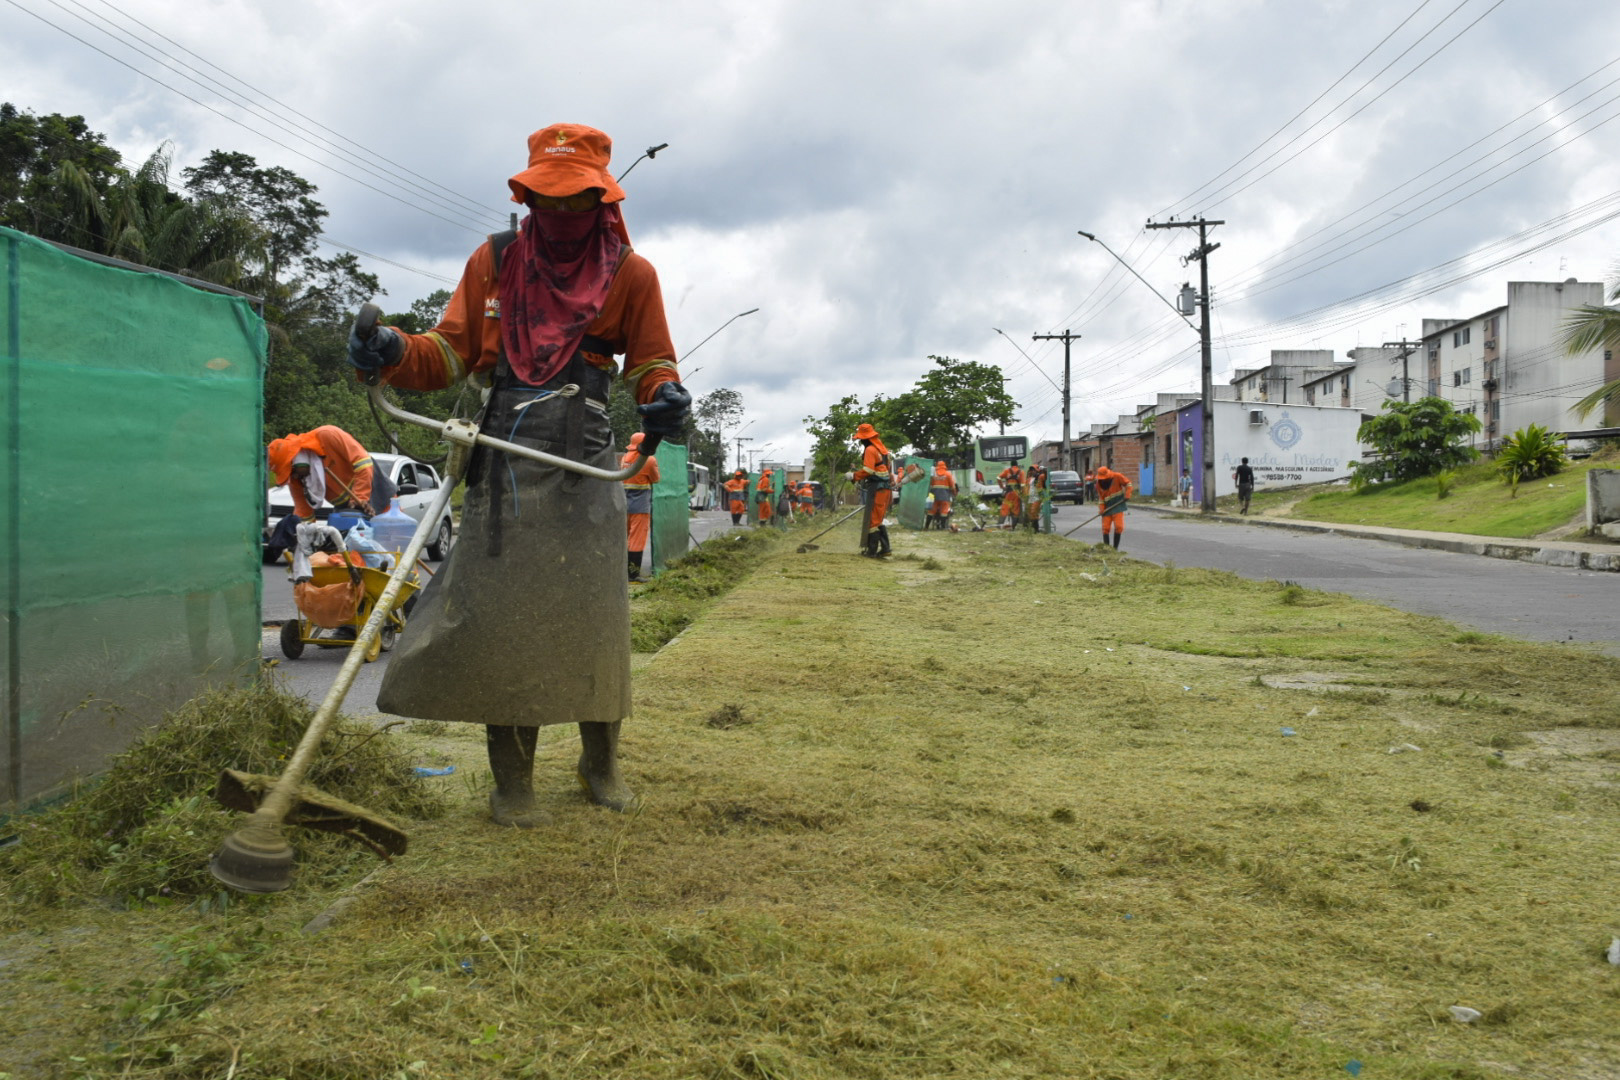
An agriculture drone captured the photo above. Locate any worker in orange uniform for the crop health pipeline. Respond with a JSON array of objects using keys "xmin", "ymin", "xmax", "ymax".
[
  {"xmin": 1024, "ymin": 463, "xmax": 1048, "ymax": 532},
  {"xmin": 723, "ymin": 469, "xmax": 749, "ymax": 526},
  {"xmin": 796, "ymin": 479, "xmax": 817, "ymax": 518},
  {"xmin": 267, "ymin": 424, "xmax": 396, "ymax": 522},
  {"xmin": 1094, "ymin": 464, "xmax": 1132, "ymax": 549},
  {"xmin": 345, "ymin": 122, "xmax": 687, "ymax": 827},
  {"xmin": 997, "ymin": 462, "xmax": 1024, "ymax": 529},
  {"xmin": 926, "ymin": 460, "xmax": 957, "ymax": 530},
  {"xmin": 755, "ymin": 467, "xmax": 776, "ymax": 526},
  {"xmin": 622, "ymin": 432, "xmax": 660, "ymax": 581},
  {"xmin": 850, "ymin": 422, "xmax": 894, "ymax": 557}
]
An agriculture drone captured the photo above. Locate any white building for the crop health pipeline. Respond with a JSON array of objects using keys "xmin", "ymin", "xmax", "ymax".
[
  {"xmin": 1421, "ymin": 280, "xmax": 1612, "ymax": 447},
  {"xmin": 1230, "ymin": 349, "xmax": 1339, "ymax": 405},
  {"xmin": 1173, "ymin": 399, "xmax": 1364, "ymax": 502}
]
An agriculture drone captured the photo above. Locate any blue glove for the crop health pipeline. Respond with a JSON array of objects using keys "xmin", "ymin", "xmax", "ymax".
[
  {"xmin": 347, "ymin": 324, "xmax": 405, "ymax": 371},
  {"xmin": 636, "ymin": 380, "xmax": 692, "ymax": 438}
]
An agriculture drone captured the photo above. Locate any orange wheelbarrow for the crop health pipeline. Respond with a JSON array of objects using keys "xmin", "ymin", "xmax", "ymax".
[{"xmin": 278, "ymin": 558, "xmax": 419, "ymax": 663}]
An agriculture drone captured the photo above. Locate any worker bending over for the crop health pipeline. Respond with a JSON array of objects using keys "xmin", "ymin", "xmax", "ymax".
[
  {"xmin": 1094, "ymin": 465, "xmax": 1131, "ymax": 549},
  {"xmin": 851, "ymin": 422, "xmax": 894, "ymax": 557},
  {"xmin": 622, "ymin": 432, "xmax": 660, "ymax": 581},
  {"xmin": 267, "ymin": 424, "xmax": 397, "ymax": 523},
  {"xmin": 346, "ymin": 122, "xmax": 687, "ymax": 827}
]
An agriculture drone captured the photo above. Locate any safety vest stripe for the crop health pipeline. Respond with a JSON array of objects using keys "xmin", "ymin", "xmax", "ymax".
[
  {"xmin": 1102, "ymin": 493, "xmax": 1127, "ymax": 515},
  {"xmin": 424, "ymin": 331, "xmax": 465, "ymax": 385}
]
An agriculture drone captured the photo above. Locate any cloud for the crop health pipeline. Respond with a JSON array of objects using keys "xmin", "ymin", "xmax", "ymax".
[{"xmin": 4, "ymin": 0, "xmax": 1617, "ymax": 462}]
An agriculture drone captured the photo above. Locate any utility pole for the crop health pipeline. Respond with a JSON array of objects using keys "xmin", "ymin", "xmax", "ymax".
[
  {"xmin": 1382, "ymin": 339, "xmax": 1422, "ymax": 403},
  {"xmin": 1145, "ymin": 216, "xmax": 1224, "ymax": 512},
  {"xmin": 735, "ymin": 436, "xmax": 752, "ymax": 471},
  {"xmin": 1032, "ymin": 330, "xmax": 1080, "ymax": 470}
]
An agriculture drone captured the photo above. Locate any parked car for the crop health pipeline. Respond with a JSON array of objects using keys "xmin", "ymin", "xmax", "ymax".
[
  {"xmin": 264, "ymin": 452, "xmax": 455, "ymax": 562},
  {"xmin": 1048, "ymin": 470, "xmax": 1083, "ymax": 504}
]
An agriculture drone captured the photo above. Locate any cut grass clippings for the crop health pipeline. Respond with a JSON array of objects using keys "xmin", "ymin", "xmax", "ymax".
[
  {"xmin": 631, "ymin": 524, "xmax": 789, "ymax": 651},
  {"xmin": 5, "ymin": 526, "xmax": 1619, "ymax": 1079}
]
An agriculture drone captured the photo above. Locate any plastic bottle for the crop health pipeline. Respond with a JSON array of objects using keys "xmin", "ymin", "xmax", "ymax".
[{"xmin": 371, "ymin": 498, "xmax": 418, "ymax": 557}]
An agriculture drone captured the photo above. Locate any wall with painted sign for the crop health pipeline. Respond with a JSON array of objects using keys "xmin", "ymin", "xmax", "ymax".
[{"xmin": 1176, "ymin": 400, "xmax": 1362, "ymax": 502}]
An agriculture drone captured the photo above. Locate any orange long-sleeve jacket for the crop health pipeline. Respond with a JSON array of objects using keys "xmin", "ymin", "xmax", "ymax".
[
  {"xmin": 375, "ymin": 240, "xmax": 678, "ymax": 406},
  {"xmin": 621, "ymin": 448, "xmax": 661, "ymax": 490},
  {"xmin": 853, "ymin": 444, "xmax": 892, "ymax": 484},
  {"xmin": 268, "ymin": 425, "xmax": 377, "ymax": 521}
]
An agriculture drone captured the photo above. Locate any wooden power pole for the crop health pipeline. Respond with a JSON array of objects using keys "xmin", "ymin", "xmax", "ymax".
[{"xmin": 1031, "ymin": 330, "xmax": 1079, "ymax": 470}]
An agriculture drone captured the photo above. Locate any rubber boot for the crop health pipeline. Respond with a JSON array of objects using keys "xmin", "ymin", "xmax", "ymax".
[
  {"xmin": 629, "ymin": 550, "xmax": 643, "ymax": 582},
  {"xmin": 877, "ymin": 525, "xmax": 892, "ymax": 557},
  {"xmin": 577, "ymin": 720, "xmax": 634, "ymax": 810},
  {"xmin": 864, "ymin": 530, "xmax": 880, "ymax": 558},
  {"xmin": 731, "ymin": 512, "xmax": 741, "ymax": 525},
  {"xmin": 1111, "ymin": 531, "xmax": 1121, "ymax": 550},
  {"xmin": 486, "ymin": 724, "xmax": 549, "ymax": 828}
]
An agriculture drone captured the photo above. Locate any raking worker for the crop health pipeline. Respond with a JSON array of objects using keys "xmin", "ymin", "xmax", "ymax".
[
  {"xmin": 345, "ymin": 122, "xmax": 688, "ymax": 827},
  {"xmin": 1094, "ymin": 464, "xmax": 1132, "ymax": 550}
]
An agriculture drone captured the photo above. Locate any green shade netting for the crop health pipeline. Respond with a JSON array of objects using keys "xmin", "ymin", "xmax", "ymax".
[
  {"xmin": 895, "ymin": 455, "xmax": 933, "ymax": 530},
  {"xmin": 648, "ymin": 440, "xmax": 689, "ymax": 572},
  {"xmin": 2, "ymin": 227, "xmax": 266, "ymax": 809}
]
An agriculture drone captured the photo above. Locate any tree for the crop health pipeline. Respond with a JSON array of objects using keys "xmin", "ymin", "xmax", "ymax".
[
  {"xmin": 1560, "ymin": 291, "xmax": 1620, "ymax": 426},
  {"xmin": 182, "ymin": 150, "xmax": 327, "ymax": 298},
  {"xmin": 1350, "ymin": 397, "xmax": 1481, "ymax": 487},
  {"xmin": 1495, "ymin": 423, "xmax": 1566, "ymax": 496},
  {"xmin": 0, "ymin": 103, "xmax": 123, "ymax": 245},
  {"xmin": 867, "ymin": 355, "xmax": 1018, "ymax": 453},
  {"xmin": 693, "ymin": 387, "xmax": 745, "ymax": 477}
]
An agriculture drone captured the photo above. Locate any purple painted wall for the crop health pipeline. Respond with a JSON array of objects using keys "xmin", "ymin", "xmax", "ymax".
[{"xmin": 1177, "ymin": 403, "xmax": 1205, "ymax": 503}]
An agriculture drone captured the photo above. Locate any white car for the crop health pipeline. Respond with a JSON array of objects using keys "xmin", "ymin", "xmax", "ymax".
[{"xmin": 264, "ymin": 452, "xmax": 455, "ymax": 562}]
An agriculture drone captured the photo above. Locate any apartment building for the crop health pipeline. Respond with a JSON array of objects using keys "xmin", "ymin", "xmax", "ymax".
[
  {"xmin": 1230, "ymin": 349, "xmax": 1338, "ymax": 404},
  {"xmin": 1301, "ymin": 346, "xmax": 1412, "ymax": 415},
  {"xmin": 1421, "ymin": 280, "xmax": 1609, "ymax": 447}
]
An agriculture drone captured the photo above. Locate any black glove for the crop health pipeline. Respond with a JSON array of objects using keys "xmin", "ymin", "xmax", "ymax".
[
  {"xmin": 636, "ymin": 380, "xmax": 692, "ymax": 438},
  {"xmin": 347, "ymin": 324, "xmax": 405, "ymax": 372}
]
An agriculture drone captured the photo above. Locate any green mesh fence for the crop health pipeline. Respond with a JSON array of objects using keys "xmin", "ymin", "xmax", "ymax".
[
  {"xmin": 895, "ymin": 455, "xmax": 932, "ymax": 530},
  {"xmin": 2, "ymin": 228, "xmax": 267, "ymax": 811},
  {"xmin": 648, "ymin": 440, "xmax": 688, "ymax": 573}
]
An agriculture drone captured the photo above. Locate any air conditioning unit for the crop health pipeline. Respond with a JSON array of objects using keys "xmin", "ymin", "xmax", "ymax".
[{"xmin": 1248, "ymin": 410, "xmax": 1266, "ymax": 426}]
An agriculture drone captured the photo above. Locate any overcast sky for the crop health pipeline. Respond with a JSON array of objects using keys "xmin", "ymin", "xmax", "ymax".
[{"xmin": 5, "ymin": 0, "xmax": 1619, "ymax": 467}]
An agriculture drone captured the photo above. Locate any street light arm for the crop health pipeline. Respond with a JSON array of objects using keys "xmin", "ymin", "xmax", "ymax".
[
  {"xmin": 1077, "ymin": 231, "xmax": 1199, "ymax": 334},
  {"xmin": 683, "ymin": 308, "xmax": 760, "ymax": 362}
]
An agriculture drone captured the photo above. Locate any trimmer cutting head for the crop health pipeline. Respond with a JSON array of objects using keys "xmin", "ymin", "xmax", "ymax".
[{"xmin": 210, "ymin": 820, "xmax": 295, "ymax": 894}]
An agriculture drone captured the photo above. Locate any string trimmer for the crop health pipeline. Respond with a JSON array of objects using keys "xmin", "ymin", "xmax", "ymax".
[
  {"xmin": 796, "ymin": 506, "xmax": 863, "ymax": 552},
  {"xmin": 209, "ymin": 304, "xmax": 662, "ymax": 894}
]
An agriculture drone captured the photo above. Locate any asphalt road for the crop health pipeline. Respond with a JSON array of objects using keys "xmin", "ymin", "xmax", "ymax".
[
  {"xmin": 260, "ymin": 509, "xmax": 745, "ymax": 713},
  {"xmin": 1049, "ymin": 504, "xmax": 1620, "ymax": 654}
]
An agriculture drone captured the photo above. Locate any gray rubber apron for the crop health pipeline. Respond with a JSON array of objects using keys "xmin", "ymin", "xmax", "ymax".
[{"xmin": 377, "ymin": 383, "xmax": 630, "ymax": 727}]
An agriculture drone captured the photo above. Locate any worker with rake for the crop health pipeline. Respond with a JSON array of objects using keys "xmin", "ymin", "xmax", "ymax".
[
  {"xmin": 345, "ymin": 122, "xmax": 688, "ymax": 827},
  {"xmin": 850, "ymin": 422, "xmax": 894, "ymax": 557},
  {"xmin": 1094, "ymin": 464, "xmax": 1131, "ymax": 549},
  {"xmin": 623, "ymin": 432, "xmax": 660, "ymax": 581},
  {"xmin": 724, "ymin": 469, "xmax": 749, "ymax": 526},
  {"xmin": 926, "ymin": 460, "xmax": 956, "ymax": 530}
]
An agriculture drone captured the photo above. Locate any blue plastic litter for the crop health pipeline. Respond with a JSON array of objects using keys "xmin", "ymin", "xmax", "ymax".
[
  {"xmin": 1345, "ymin": 1061, "xmax": 1363, "ymax": 1077},
  {"xmin": 413, "ymin": 765, "xmax": 455, "ymax": 777},
  {"xmin": 458, "ymin": 958, "xmax": 475, "ymax": 974},
  {"xmin": 1280, "ymin": 727, "xmax": 1298, "ymax": 736}
]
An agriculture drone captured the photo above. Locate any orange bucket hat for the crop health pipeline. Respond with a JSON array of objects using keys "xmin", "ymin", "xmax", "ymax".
[
  {"xmin": 508, "ymin": 123, "xmax": 626, "ymax": 205},
  {"xmin": 266, "ymin": 432, "xmax": 322, "ymax": 486},
  {"xmin": 853, "ymin": 423, "xmax": 879, "ymax": 440}
]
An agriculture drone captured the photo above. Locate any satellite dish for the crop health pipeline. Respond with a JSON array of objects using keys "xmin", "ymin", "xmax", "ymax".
[{"xmin": 1384, "ymin": 377, "xmax": 1405, "ymax": 398}]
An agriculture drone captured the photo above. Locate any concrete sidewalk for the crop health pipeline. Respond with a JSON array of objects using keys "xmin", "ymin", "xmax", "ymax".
[{"xmin": 1136, "ymin": 501, "xmax": 1620, "ymax": 572}]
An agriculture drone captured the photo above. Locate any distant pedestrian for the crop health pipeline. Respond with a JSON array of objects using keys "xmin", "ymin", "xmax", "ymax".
[
  {"xmin": 1177, "ymin": 468, "xmax": 1192, "ymax": 508},
  {"xmin": 1094, "ymin": 465, "xmax": 1131, "ymax": 549},
  {"xmin": 1233, "ymin": 457, "xmax": 1255, "ymax": 515}
]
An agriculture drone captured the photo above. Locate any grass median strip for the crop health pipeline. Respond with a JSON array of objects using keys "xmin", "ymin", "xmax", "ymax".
[{"xmin": 5, "ymin": 524, "xmax": 1618, "ymax": 1079}]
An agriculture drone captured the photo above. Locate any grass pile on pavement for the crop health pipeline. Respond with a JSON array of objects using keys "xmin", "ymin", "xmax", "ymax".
[
  {"xmin": 1238, "ymin": 449, "xmax": 1617, "ymax": 538},
  {"xmin": 8, "ymin": 528, "xmax": 1620, "ymax": 1079},
  {"xmin": 630, "ymin": 523, "xmax": 789, "ymax": 651}
]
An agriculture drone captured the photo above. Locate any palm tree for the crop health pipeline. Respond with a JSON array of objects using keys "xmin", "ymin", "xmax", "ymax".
[{"xmin": 1561, "ymin": 275, "xmax": 1620, "ymax": 426}]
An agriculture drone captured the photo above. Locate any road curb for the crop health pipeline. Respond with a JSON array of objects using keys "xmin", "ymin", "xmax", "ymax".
[{"xmin": 1134, "ymin": 503, "xmax": 1620, "ymax": 572}]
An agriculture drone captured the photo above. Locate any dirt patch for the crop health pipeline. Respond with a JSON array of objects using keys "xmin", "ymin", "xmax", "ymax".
[{"xmin": 1504, "ymin": 728, "xmax": 1620, "ymax": 788}]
